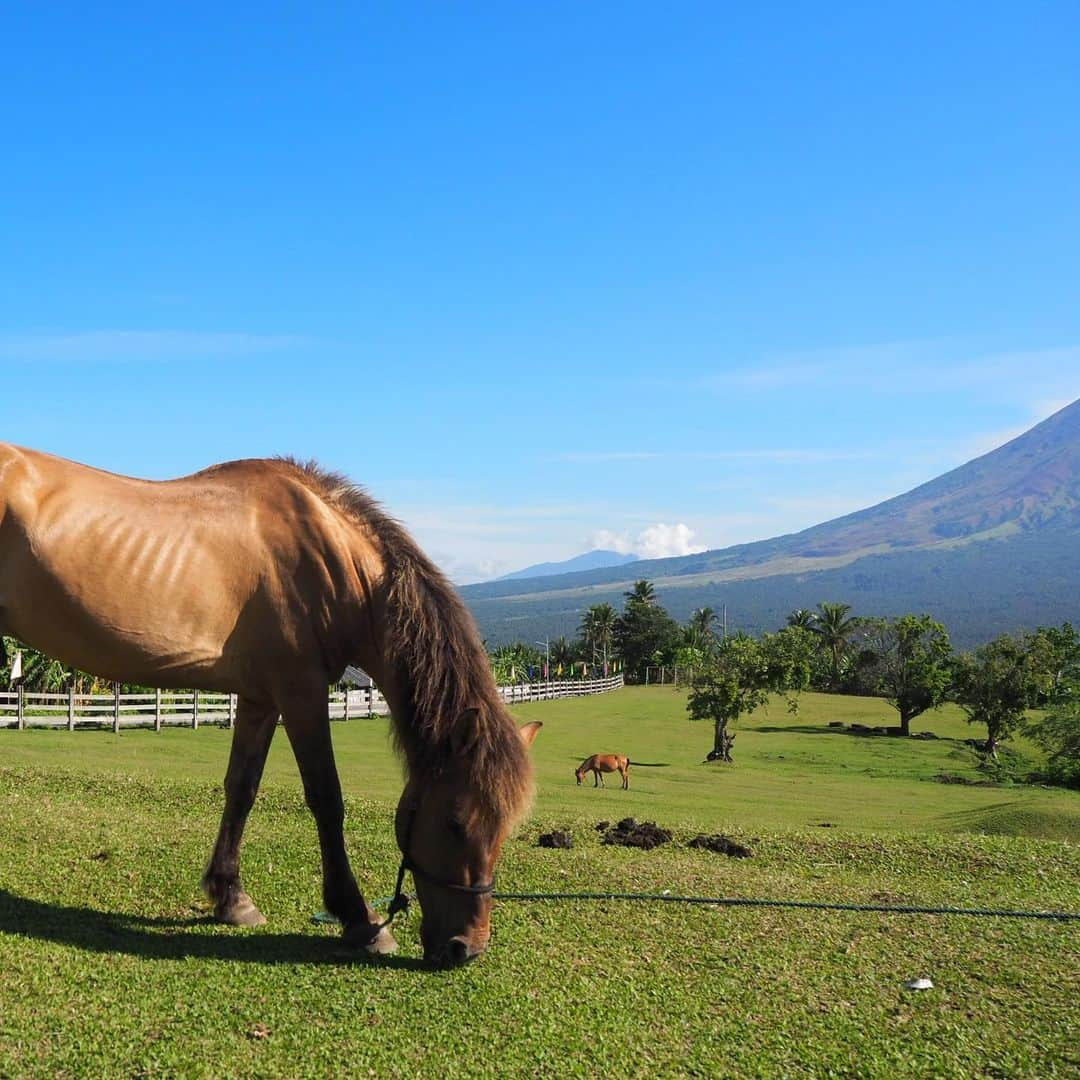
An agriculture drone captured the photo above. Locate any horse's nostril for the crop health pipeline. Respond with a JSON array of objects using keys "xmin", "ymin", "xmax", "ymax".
[{"xmin": 448, "ymin": 937, "xmax": 470, "ymax": 965}]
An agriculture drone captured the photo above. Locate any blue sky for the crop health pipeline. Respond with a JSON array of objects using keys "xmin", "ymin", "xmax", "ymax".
[{"xmin": 3, "ymin": 3, "xmax": 1078, "ymax": 581}]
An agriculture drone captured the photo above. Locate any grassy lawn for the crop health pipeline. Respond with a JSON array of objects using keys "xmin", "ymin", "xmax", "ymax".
[{"xmin": 0, "ymin": 688, "xmax": 1076, "ymax": 1077}]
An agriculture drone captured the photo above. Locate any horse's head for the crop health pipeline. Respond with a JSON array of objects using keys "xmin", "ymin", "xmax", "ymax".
[
  {"xmin": 574, "ymin": 766, "xmax": 584, "ymax": 785},
  {"xmin": 396, "ymin": 717, "xmax": 542, "ymax": 967}
]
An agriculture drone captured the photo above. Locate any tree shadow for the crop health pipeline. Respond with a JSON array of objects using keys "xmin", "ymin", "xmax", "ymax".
[
  {"xmin": 751, "ymin": 724, "xmax": 931, "ymax": 738},
  {"xmin": 751, "ymin": 724, "xmax": 863, "ymax": 735},
  {"xmin": 0, "ymin": 889, "xmax": 430, "ymax": 970}
]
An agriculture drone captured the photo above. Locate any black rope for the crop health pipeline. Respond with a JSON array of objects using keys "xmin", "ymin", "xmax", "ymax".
[
  {"xmin": 369, "ymin": 890, "xmax": 1080, "ymax": 922},
  {"xmin": 493, "ymin": 891, "xmax": 1080, "ymax": 921}
]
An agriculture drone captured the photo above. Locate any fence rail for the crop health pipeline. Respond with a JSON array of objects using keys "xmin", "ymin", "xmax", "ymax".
[{"xmin": 0, "ymin": 675, "xmax": 624, "ymax": 731}]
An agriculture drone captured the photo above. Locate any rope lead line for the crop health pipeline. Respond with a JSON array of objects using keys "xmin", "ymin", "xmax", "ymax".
[{"xmin": 370, "ymin": 892, "xmax": 1080, "ymax": 922}]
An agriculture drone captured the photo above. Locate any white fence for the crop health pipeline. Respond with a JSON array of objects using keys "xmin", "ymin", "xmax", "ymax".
[{"xmin": 0, "ymin": 674, "xmax": 624, "ymax": 731}]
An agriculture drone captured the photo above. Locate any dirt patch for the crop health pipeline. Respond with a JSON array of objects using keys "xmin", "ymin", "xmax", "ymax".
[
  {"xmin": 537, "ymin": 830, "xmax": 573, "ymax": 849},
  {"xmin": 933, "ymin": 773, "xmax": 998, "ymax": 787},
  {"xmin": 687, "ymin": 834, "xmax": 752, "ymax": 858},
  {"xmin": 599, "ymin": 817, "xmax": 672, "ymax": 850}
]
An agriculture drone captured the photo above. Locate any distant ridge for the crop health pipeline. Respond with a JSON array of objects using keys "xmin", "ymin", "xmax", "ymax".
[
  {"xmin": 462, "ymin": 399, "xmax": 1080, "ymax": 648},
  {"xmin": 496, "ymin": 548, "xmax": 638, "ymax": 582}
]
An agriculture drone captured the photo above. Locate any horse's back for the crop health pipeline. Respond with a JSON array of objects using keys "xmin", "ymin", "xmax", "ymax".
[{"xmin": 0, "ymin": 447, "xmax": 365, "ymax": 692}]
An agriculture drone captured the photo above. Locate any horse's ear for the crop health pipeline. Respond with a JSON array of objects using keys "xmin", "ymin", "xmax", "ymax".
[
  {"xmin": 519, "ymin": 721, "xmax": 543, "ymax": 746},
  {"xmin": 450, "ymin": 708, "xmax": 483, "ymax": 757}
]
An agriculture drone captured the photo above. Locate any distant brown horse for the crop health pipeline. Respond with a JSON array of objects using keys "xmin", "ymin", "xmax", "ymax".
[
  {"xmin": 0, "ymin": 444, "xmax": 542, "ymax": 967},
  {"xmin": 575, "ymin": 754, "xmax": 630, "ymax": 789}
]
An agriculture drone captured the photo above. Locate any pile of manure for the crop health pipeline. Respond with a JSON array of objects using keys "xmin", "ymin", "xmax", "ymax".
[
  {"xmin": 599, "ymin": 817, "xmax": 672, "ymax": 850},
  {"xmin": 687, "ymin": 834, "xmax": 752, "ymax": 858},
  {"xmin": 537, "ymin": 830, "xmax": 574, "ymax": 849}
]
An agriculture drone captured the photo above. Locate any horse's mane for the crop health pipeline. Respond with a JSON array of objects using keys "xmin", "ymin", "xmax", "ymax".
[{"xmin": 274, "ymin": 457, "xmax": 533, "ymax": 831}]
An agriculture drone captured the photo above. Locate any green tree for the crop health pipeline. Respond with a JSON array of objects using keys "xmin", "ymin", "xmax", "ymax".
[
  {"xmin": 579, "ymin": 603, "xmax": 617, "ymax": 671},
  {"xmin": 2, "ymin": 638, "xmax": 70, "ymax": 693},
  {"xmin": 1025, "ymin": 624, "xmax": 1080, "ymax": 787},
  {"xmin": 616, "ymin": 590, "xmax": 681, "ymax": 682},
  {"xmin": 809, "ymin": 602, "xmax": 859, "ymax": 688},
  {"xmin": 786, "ymin": 608, "xmax": 815, "ymax": 630},
  {"xmin": 487, "ymin": 641, "xmax": 544, "ymax": 684},
  {"xmin": 624, "ymin": 579, "xmax": 656, "ymax": 607},
  {"xmin": 549, "ymin": 636, "xmax": 575, "ymax": 673},
  {"xmin": 687, "ymin": 629, "xmax": 811, "ymax": 762},
  {"xmin": 859, "ymin": 615, "xmax": 953, "ymax": 735},
  {"xmin": 689, "ymin": 606, "xmax": 718, "ymax": 638},
  {"xmin": 952, "ymin": 633, "xmax": 1052, "ymax": 759}
]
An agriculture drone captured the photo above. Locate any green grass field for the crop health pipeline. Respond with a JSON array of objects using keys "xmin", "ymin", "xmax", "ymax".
[{"xmin": 0, "ymin": 688, "xmax": 1077, "ymax": 1077}]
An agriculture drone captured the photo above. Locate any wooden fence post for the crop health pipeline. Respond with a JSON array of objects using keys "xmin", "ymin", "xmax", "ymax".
[
  {"xmin": 155, "ymin": 687, "xmax": 162, "ymax": 732},
  {"xmin": 343, "ymin": 689, "xmax": 350, "ymax": 723},
  {"xmin": 113, "ymin": 683, "xmax": 120, "ymax": 734},
  {"xmin": 17, "ymin": 685, "xmax": 25, "ymax": 730},
  {"xmin": 229, "ymin": 693, "xmax": 236, "ymax": 729},
  {"xmin": 68, "ymin": 684, "xmax": 75, "ymax": 731},
  {"xmin": 192, "ymin": 690, "xmax": 199, "ymax": 730}
]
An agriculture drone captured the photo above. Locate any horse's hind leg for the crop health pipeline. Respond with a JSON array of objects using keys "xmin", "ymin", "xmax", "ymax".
[
  {"xmin": 282, "ymin": 690, "xmax": 397, "ymax": 955},
  {"xmin": 202, "ymin": 697, "xmax": 278, "ymax": 926},
  {"xmin": 622, "ymin": 766, "xmax": 629, "ymax": 790}
]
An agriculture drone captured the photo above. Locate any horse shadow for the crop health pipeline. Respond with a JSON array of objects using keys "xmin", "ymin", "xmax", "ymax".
[
  {"xmin": 564, "ymin": 756, "xmax": 671, "ymax": 766},
  {"xmin": 0, "ymin": 888, "xmax": 430, "ymax": 970}
]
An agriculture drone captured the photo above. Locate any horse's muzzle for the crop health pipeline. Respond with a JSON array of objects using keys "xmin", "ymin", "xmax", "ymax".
[{"xmin": 426, "ymin": 935, "xmax": 484, "ymax": 969}]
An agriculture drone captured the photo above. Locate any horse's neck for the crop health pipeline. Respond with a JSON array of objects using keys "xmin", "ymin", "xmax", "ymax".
[{"xmin": 340, "ymin": 549, "xmax": 403, "ymax": 714}]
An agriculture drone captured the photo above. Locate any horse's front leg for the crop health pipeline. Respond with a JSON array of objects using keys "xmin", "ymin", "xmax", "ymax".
[
  {"xmin": 202, "ymin": 697, "xmax": 278, "ymax": 926},
  {"xmin": 282, "ymin": 691, "xmax": 397, "ymax": 955}
]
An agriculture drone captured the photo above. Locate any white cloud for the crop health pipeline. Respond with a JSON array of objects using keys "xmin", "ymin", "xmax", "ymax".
[
  {"xmin": 589, "ymin": 522, "xmax": 706, "ymax": 560},
  {"xmin": 589, "ymin": 529, "xmax": 634, "ymax": 555},
  {"xmin": 636, "ymin": 522, "xmax": 707, "ymax": 559}
]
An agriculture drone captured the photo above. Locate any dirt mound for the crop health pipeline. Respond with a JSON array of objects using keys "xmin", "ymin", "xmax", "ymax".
[
  {"xmin": 687, "ymin": 834, "xmax": 752, "ymax": 858},
  {"xmin": 933, "ymin": 773, "xmax": 998, "ymax": 787},
  {"xmin": 599, "ymin": 817, "xmax": 672, "ymax": 850},
  {"xmin": 537, "ymin": 830, "xmax": 573, "ymax": 849}
]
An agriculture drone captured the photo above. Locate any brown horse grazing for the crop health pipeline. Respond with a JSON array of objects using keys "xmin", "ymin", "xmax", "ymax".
[
  {"xmin": 0, "ymin": 444, "xmax": 542, "ymax": 967},
  {"xmin": 575, "ymin": 754, "xmax": 630, "ymax": 790}
]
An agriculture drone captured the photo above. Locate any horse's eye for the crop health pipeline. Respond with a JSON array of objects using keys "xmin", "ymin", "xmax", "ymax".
[{"xmin": 448, "ymin": 819, "xmax": 466, "ymax": 840}]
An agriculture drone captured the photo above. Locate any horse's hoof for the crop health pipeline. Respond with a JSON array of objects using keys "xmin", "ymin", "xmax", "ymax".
[
  {"xmin": 216, "ymin": 893, "xmax": 267, "ymax": 927},
  {"xmin": 343, "ymin": 921, "xmax": 399, "ymax": 955}
]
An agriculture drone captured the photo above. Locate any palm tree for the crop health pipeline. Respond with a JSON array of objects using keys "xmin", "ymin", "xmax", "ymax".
[
  {"xmin": 549, "ymin": 636, "xmax": 574, "ymax": 674},
  {"xmin": 579, "ymin": 603, "xmax": 617, "ymax": 671},
  {"xmin": 624, "ymin": 580, "xmax": 656, "ymax": 607},
  {"xmin": 683, "ymin": 607, "xmax": 719, "ymax": 658},
  {"xmin": 786, "ymin": 609, "xmax": 815, "ymax": 630},
  {"xmin": 690, "ymin": 607, "xmax": 718, "ymax": 636},
  {"xmin": 810, "ymin": 602, "xmax": 859, "ymax": 687}
]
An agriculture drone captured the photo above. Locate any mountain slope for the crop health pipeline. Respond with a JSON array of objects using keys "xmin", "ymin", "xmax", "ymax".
[
  {"xmin": 462, "ymin": 400, "xmax": 1080, "ymax": 646},
  {"xmin": 496, "ymin": 549, "xmax": 638, "ymax": 582}
]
